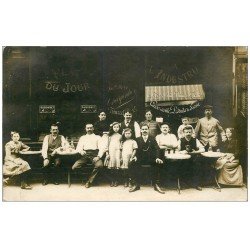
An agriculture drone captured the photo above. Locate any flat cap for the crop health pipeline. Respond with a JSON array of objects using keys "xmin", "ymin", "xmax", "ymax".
[{"xmin": 204, "ymin": 105, "xmax": 213, "ymax": 110}]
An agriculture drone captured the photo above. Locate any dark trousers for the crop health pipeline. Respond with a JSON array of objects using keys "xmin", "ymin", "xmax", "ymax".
[
  {"xmin": 129, "ymin": 160, "xmax": 162, "ymax": 187},
  {"xmin": 181, "ymin": 156, "xmax": 203, "ymax": 187},
  {"xmin": 43, "ymin": 155, "xmax": 62, "ymax": 182},
  {"xmin": 20, "ymin": 169, "xmax": 31, "ymax": 184},
  {"xmin": 72, "ymin": 150, "xmax": 103, "ymax": 184}
]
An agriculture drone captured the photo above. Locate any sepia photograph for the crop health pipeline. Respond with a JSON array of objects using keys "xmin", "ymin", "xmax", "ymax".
[{"xmin": 2, "ymin": 46, "xmax": 248, "ymax": 201}]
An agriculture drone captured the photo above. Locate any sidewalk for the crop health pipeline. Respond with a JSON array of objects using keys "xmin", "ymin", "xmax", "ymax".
[{"xmin": 3, "ymin": 183, "xmax": 247, "ymax": 202}]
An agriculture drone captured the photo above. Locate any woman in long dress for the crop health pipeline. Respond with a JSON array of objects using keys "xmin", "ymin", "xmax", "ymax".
[
  {"xmin": 216, "ymin": 128, "xmax": 243, "ymax": 186},
  {"xmin": 3, "ymin": 131, "xmax": 32, "ymax": 189}
]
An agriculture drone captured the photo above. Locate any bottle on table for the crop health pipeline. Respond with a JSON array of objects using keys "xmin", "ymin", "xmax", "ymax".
[
  {"xmin": 208, "ymin": 146, "xmax": 213, "ymax": 152},
  {"xmin": 70, "ymin": 139, "xmax": 75, "ymax": 149}
]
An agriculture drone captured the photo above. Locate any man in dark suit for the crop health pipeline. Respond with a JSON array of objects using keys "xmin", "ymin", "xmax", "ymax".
[{"xmin": 129, "ymin": 123, "xmax": 165, "ymax": 194}]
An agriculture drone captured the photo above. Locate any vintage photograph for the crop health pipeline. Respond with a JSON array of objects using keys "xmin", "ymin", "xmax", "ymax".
[{"xmin": 2, "ymin": 46, "xmax": 248, "ymax": 201}]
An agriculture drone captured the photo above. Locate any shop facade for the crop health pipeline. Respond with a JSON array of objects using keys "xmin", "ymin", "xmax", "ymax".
[{"xmin": 2, "ymin": 46, "xmax": 247, "ymax": 144}]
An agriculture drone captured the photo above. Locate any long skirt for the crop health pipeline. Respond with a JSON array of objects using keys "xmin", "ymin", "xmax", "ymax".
[
  {"xmin": 3, "ymin": 158, "xmax": 31, "ymax": 176},
  {"xmin": 217, "ymin": 159, "xmax": 243, "ymax": 186}
]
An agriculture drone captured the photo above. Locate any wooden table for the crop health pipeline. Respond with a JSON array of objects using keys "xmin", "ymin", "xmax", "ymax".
[{"xmin": 19, "ymin": 150, "xmax": 42, "ymax": 155}]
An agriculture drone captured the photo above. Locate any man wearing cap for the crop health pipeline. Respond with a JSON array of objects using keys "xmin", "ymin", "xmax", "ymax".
[
  {"xmin": 140, "ymin": 108, "xmax": 160, "ymax": 138},
  {"xmin": 195, "ymin": 105, "xmax": 226, "ymax": 151}
]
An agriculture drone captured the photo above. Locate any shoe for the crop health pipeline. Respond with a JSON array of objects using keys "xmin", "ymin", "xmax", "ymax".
[
  {"xmin": 21, "ymin": 182, "xmax": 32, "ymax": 190},
  {"xmin": 114, "ymin": 181, "xmax": 118, "ymax": 187},
  {"xmin": 42, "ymin": 179, "xmax": 48, "ymax": 186},
  {"xmin": 154, "ymin": 184, "xmax": 165, "ymax": 194},
  {"xmin": 54, "ymin": 181, "xmax": 59, "ymax": 185},
  {"xmin": 196, "ymin": 186, "xmax": 202, "ymax": 191},
  {"xmin": 85, "ymin": 182, "xmax": 91, "ymax": 188},
  {"xmin": 129, "ymin": 185, "xmax": 140, "ymax": 192},
  {"xmin": 110, "ymin": 181, "xmax": 114, "ymax": 187}
]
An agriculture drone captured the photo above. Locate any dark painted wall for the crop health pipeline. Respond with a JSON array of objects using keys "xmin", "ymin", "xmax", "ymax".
[{"xmin": 2, "ymin": 46, "xmax": 234, "ymax": 142}]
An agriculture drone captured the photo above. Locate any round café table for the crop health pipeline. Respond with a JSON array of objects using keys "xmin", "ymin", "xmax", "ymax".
[
  {"xmin": 201, "ymin": 151, "xmax": 225, "ymax": 192},
  {"xmin": 19, "ymin": 150, "xmax": 42, "ymax": 155},
  {"xmin": 53, "ymin": 149, "xmax": 78, "ymax": 187},
  {"xmin": 165, "ymin": 152, "xmax": 191, "ymax": 194}
]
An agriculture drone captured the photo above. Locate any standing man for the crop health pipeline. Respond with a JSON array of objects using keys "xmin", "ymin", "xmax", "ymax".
[
  {"xmin": 178, "ymin": 125, "xmax": 205, "ymax": 190},
  {"xmin": 72, "ymin": 123, "xmax": 104, "ymax": 188},
  {"xmin": 140, "ymin": 108, "xmax": 160, "ymax": 138},
  {"xmin": 120, "ymin": 108, "xmax": 141, "ymax": 138},
  {"xmin": 41, "ymin": 123, "xmax": 69, "ymax": 185},
  {"xmin": 94, "ymin": 110, "xmax": 110, "ymax": 136},
  {"xmin": 195, "ymin": 105, "xmax": 225, "ymax": 151},
  {"xmin": 129, "ymin": 123, "xmax": 165, "ymax": 194}
]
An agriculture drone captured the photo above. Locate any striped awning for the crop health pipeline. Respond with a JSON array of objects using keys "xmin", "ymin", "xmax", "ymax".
[{"xmin": 145, "ymin": 84, "xmax": 205, "ymax": 102}]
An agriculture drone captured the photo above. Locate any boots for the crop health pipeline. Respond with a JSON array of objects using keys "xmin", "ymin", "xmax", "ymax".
[
  {"xmin": 113, "ymin": 169, "xmax": 119, "ymax": 187},
  {"xmin": 123, "ymin": 169, "xmax": 129, "ymax": 187},
  {"xmin": 53, "ymin": 167, "xmax": 60, "ymax": 185},
  {"xmin": 109, "ymin": 169, "xmax": 114, "ymax": 187},
  {"xmin": 21, "ymin": 172, "xmax": 32, "ymax": 190}
]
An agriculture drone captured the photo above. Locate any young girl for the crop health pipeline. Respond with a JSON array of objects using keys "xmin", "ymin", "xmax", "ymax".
[
  {"xmin": 3, "ymin": 131, "xmax": 32, "ymax": 189},
  {"xmin": 120, "ymin": 128, "xmax": 138, "ymax": 187},
  {"xmin": 106, "ymin": 122, "xmax": 122, "ymax": 187}
]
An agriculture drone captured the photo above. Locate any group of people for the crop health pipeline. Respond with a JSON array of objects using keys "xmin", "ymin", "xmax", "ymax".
[{"xmin": 3, "ymin": 105, "xmax": 244, "ymax": 194}]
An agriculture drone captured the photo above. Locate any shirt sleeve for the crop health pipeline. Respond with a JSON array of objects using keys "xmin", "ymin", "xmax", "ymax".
[
  {"xmin": 61, "ymin": 136, "xmax": 69, "ymax": 147},
  {"xmin": 216, "ymin": 120, "xmax": 225, "ymax": 137},
  {"xmin": 42, "ymin": 135, "xmax": 49, "ymax": 159},
  {"xmin": 97, "ymin": 136, "xmax": 105, "ymax": 158},
  {"xmin": 76, "ymin": 136, "xmax": 84, "ymax": 153},
  {"xmin": 134, "ymin": 121, "xmax": 141, "ymax": 138},
  {"xmin": 133, "ymin": 140, "xmax": 138, "ymax": 149},
  {"xmin": 177, "ymin": 139, "xmax": 181, "ymax": 151},
  {"xmin": 171, "ymin": 134, "xmax": 178, "ymax": 148},
  {"xmin": 155, "ymin": 135, "xmax": 160, "ymax": 146},
  {"xmin": 177, "ymin": 126, "xmax": 182, "ymax": 139}
]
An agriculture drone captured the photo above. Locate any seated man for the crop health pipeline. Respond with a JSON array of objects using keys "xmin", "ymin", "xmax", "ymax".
[
  {"xmin": 72, "ymin": 123, "xmax": 104, "ymax": 188},
  {"xmin": 156, "ymin": 122, "xmax": 178, "ymax": 157},
  {"xmin": 177, "ymin": 125, "xmax": 205, "ymax": 191},
  {"xmin": 42, "ymin": 123, "xmax": 69, "ymax": 185},
  {"xmin": 129, "ymin": 123, "xmax": 165, "ymax": 194}
]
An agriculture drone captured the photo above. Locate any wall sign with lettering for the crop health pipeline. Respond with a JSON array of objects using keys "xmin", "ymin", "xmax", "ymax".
[
  {"xmin": 80, "ymin": 105, "xmax": 97, "ymax": 113},
  {"xmin": 39, "ymin": 105, "xmax": 55, "ymax": 113}
]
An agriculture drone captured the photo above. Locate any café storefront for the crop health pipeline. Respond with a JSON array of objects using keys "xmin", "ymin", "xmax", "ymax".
[{"xmin": 2, "ymin": 46, "xmax": 247, "ymax": 145}]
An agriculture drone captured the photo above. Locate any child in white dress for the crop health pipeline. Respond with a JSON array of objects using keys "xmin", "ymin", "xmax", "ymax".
[
  {"xmin": 106, "ymin": 122, "xmax": 122, "ymax": 187},
  {"xmin": 121, "ymin": 128, "xmax": 138, "ymax": 187}
]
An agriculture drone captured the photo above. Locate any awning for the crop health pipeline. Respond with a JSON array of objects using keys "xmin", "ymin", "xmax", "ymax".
[{"xmin": 145, "ymin": 84, "xmax": 205, "ymax": 103}]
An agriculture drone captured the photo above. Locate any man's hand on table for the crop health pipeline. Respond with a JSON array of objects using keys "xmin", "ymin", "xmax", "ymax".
[
  {"xmin": 80, "ymin": 150, "xmax": 86, "ymax": 156},
  {"xmin": 93, "ymin": 156, "xmax": 100, "ymax": 163},
  {"xmin": 156, "ymin": 158, "xmax": 163, "ymax": 164}
]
